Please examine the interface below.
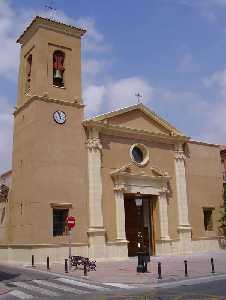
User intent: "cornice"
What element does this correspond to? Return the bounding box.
[83,120,189,145]
[84,103,184,136]
[14,94,84,116]
[17,16,86,45]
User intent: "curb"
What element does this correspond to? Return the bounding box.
[142,273,226,289]
[22,265,226,288]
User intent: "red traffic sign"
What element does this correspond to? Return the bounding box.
[66,216,76,230]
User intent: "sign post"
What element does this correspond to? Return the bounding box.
[66,216,76,270]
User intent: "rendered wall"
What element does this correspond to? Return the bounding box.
[186,141,223,241]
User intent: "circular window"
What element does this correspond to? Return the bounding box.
[130,144,149,166]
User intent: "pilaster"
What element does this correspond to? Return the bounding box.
[174,143,192,253]
[114,184,127,241]
[87,128,106,258]
[174,144,191,230]
[158,190,170,240]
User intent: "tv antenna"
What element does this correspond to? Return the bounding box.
[45,0,57,20]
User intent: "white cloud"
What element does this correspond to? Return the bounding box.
[76,17,109,53]
[83,59,106,77]
[204,68,226,98]
[84,77,155,116]
[177,53,197,73]
[197,68,226,143]
[84,85,106,114]
[0,96,13,174]
[107,77,154,111]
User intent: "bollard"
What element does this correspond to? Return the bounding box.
[32,255,35,267]
[65,259,68,273]
[211,257,215,274]
[84,260,88,276]
[158,262,162,280]
[184,260,188,277]
[47,256,50,271]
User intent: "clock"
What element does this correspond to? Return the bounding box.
[53,110,66,124]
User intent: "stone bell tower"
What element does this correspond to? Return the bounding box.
[8,17,89,261]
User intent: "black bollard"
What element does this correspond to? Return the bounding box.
[32,255,35,267]
[65,259,68,273]
[184,260,188,277]
[47,256,50,270]
[84,260,88,276]
[211,257,215,274]
[158,262,162,279]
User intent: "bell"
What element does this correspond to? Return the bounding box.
[54,69,62,79]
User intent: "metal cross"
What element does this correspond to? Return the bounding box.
[45,1,57,20]
[135,93,142,104]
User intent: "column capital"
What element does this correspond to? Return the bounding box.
[87,127,102,150]
[114,183,127,193]
[174,143,186,160]
[87,137,102,150]
[159,188,169,196]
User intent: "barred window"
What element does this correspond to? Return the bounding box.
[53,208,68,236]
[203,208,213,231]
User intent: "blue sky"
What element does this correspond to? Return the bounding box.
[1,0,226,173]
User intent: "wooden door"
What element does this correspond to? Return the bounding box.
[124,196,139,256]
[124,195,156,257]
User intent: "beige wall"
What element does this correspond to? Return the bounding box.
[186,142,223,240]
[101,132,179,242]
[9,99,89,245]
[107,110,171,135]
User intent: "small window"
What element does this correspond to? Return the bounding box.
[203,208,213,231]
[25,54,32,92]
[53,208,68,236]
[53,50,65,87]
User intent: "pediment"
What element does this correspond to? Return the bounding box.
[111,163,170,179]
[85,103,184,137]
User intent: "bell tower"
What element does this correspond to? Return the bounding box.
[9,17,89,257]
[17,16,86,106]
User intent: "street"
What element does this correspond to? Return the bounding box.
[0,264,225,299]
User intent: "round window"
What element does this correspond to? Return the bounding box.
[132,146,143,163]
[130,144,149,166]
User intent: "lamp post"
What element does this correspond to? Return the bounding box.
[135,192,144,273]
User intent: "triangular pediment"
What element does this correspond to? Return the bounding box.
[111,163,170,179]
[85,104,184,137]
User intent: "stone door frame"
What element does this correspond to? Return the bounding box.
[111,172,171,247]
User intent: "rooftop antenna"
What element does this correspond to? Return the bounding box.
[45,0,57,20]
[135,93,142,104]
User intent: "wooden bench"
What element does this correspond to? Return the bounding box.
[70,256,96,271]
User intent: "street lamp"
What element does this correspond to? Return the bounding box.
[135,192,145,273]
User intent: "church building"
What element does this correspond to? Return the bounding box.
[0,16,223,263]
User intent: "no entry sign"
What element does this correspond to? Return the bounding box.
[66,216,75,230]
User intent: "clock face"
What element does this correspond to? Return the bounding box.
[53,110,66,124]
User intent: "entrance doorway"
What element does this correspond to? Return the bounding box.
[124,194,156,257]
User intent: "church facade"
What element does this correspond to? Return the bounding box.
[0,17,223,263]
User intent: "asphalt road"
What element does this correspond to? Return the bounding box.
[0,264,225,299]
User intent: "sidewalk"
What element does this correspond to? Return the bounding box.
[31,250,226,285]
